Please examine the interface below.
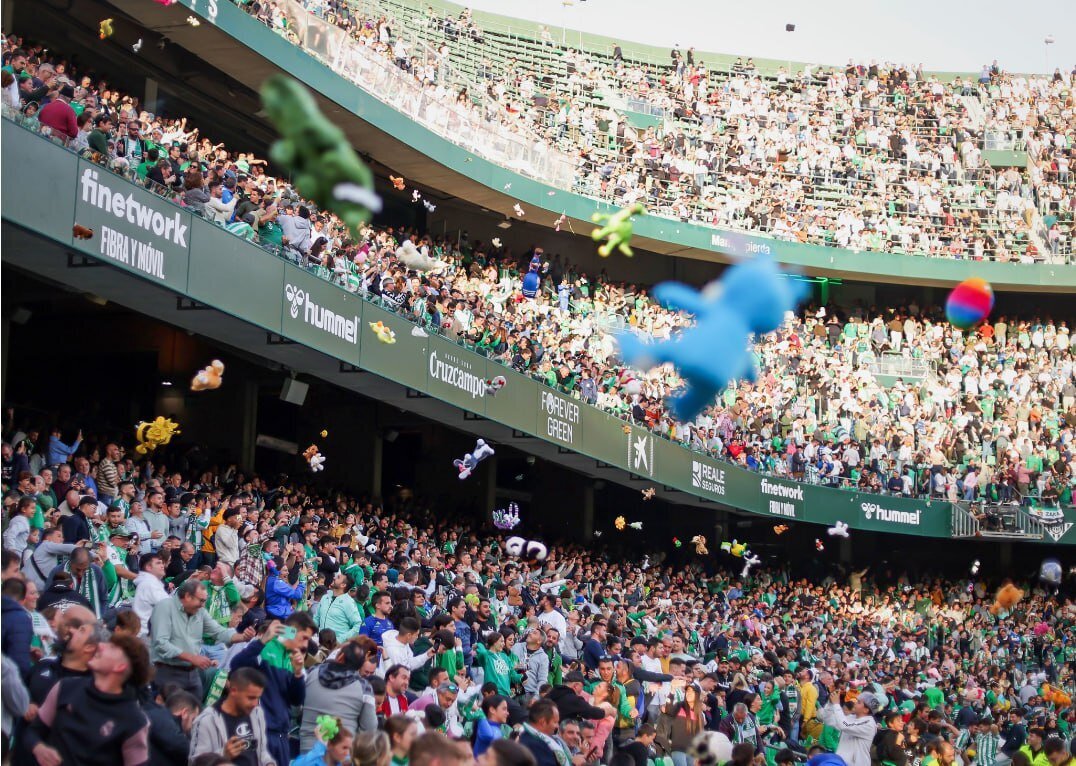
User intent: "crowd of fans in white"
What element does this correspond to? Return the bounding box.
[255,0,1074,262]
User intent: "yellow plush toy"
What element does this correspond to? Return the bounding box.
[134,417,181,455]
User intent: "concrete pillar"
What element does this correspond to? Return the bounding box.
[144,78,159,115]
[483,454,498,513]
[581,484,595,539]
[239,380,258,471]
[371,433,383,502]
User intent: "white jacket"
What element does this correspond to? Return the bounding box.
[132,571,170,637]
[378,630,432,676]
[820,702,877,766]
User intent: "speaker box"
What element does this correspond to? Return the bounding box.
[280,378,309,406]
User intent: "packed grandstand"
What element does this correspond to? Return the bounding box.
[1,2,1075,766]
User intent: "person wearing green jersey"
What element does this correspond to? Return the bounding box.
[474,632,521,698]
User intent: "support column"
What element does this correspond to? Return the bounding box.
[581,484,595,539]
[483,455,498,513]
[144,78,159,115]
[239,381,258,471]
[371,433,383,502]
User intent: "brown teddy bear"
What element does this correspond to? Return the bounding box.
[989,583,1024,615]
[72,224,94,240]
[190,360,225,391]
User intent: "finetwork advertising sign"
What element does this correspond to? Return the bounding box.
[73,164,190,291]
[759,478,802,518]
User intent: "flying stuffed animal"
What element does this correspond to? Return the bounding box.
[390,175,406,190]
[827,521,850,538]
[513,204,525,218]
[260,75,381,240]
[773,525,789,535]
[741,553,760,578]
[672,537,681,548]
[720,540,747,558]
[970,560,981,576]
[614,516,626,531]
[483,377,507,397]
[190,360,225,391]
[815,539,825,551]
[134,417,180,455]
[617,256,804,421]
[504,536,547,561]
[629,521,643,530]
[990,583,1024,615]
[591,202,645,257]
[492,503,521,530]
[72,224,93,240]
[423,200,436,212]
[394,240,443,272]
[691,535,708,555]
[369,321,396,344]
[491,237,502,249]
[303,445,325,472]
[641,488,656,501]
[186,15,201,26]
[132,39,143,53]
[621,424,632,434]
[554,214,567,232]
[99,18,114,38]
[453,439,494,479]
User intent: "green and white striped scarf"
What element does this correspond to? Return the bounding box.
[65,562,104,618]
[521,723,571,766]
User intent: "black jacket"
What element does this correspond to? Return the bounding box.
[519,730,562,766]
[546,684,606,720]
[141,691,191,766]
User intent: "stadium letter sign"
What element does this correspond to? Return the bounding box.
[540,390,580,447]
[72,162,191,292]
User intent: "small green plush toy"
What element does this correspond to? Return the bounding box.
[260,75,381,238]
[591,202,645,257]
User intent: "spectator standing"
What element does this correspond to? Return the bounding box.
[1,578,34,676]
[214,508,242,568]
[25,635,151,766]
[150,579,254,698]
[189,666,276,765]
[46,427,81,466]
[132,552,169,637]
[299,640,379,751]
[231,613,315,766]
[314,571,364,641]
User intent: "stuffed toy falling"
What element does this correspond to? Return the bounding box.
[773,525,789,535]
[303,445,326,472]
[72,224,94,240]
[741,553,760,578]
[395,240,444,272]
[190,360,225,391]
[483,376,507,397]
[970,560,981,576]
[691,535,708,555]
[814,539,825,551]
[186,15,201,26]
[422,200,436,212]
[453,439,494,479]
[390,175,406,190]
[720,540,747,558]
[554,214,567,232]
[412,189,422,202]
[504,536,547,562]
[492,503,521,531]
[614,516,626,531]
[641,488,656,501]
[591,202,645,257]
[827,521,850,538]
[369,321,396,344]
[99,18,114,39]
[134,417,180,455]
[621,424,632,435]
[260,76,381,239]
[989,583,1024,615]
[672,537,681,548]
[617,255,804,421]
[628,521,643,530]
[513,204,525,218]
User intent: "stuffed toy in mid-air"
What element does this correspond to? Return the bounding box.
[454,439,495,479]
[617,256,803,421]
[591,202,645,257]
[134,417,180,455]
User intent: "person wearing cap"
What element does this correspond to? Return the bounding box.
[818,676,879,766]
[547,670,606,722]
[102,525,138,609]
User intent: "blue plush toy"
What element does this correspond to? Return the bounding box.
[617,256,804,421]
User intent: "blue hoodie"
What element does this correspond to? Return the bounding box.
[265,573,305,619]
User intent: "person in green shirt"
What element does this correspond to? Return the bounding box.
[203,562,241,629]
[474,632,521,697]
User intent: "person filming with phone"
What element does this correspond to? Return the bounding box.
[190,666,276,765]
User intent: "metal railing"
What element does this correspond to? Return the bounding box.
[868,352,935,381]
[951,500,1046,540]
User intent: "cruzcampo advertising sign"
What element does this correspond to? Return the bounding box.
[71,160,191,293]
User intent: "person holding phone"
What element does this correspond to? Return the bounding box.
[190,666,275,765]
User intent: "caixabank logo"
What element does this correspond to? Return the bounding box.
[627,431,654,477]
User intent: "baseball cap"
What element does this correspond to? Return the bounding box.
[857,692,883,714]
[109,526,134,539]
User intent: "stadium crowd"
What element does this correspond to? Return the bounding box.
[241,0,1075,262]
[4,33,1076,510]
[1,416,1075,766]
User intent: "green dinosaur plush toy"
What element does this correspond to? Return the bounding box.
[259,75,381,238]
[591,202,645,257]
